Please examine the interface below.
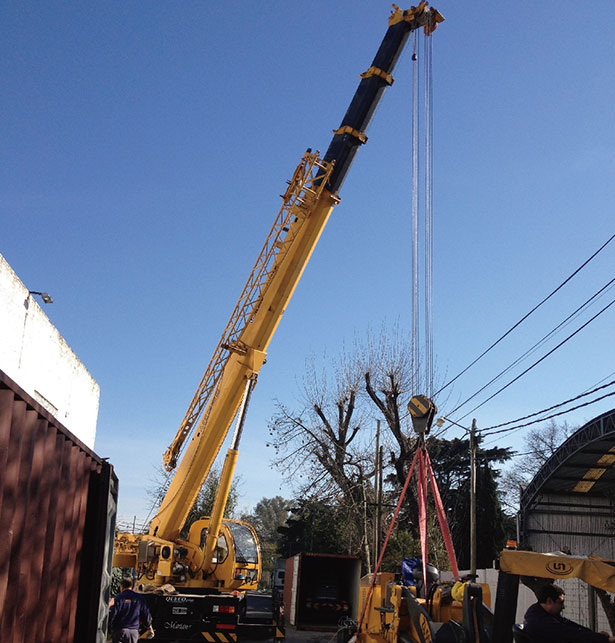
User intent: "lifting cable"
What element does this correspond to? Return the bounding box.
[411,30,435,396]
[424,31,434,398]
[411,29,420,391]
[358,29,452,634]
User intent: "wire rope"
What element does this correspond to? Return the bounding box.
[424,32,434,396]
[411,30,420,393]
[411,30,435,396]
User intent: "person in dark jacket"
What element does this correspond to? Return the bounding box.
[109,577,154,643]
[524,584,614,643]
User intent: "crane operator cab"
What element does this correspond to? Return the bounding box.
[121,518,262,593]
[186,518,262,591]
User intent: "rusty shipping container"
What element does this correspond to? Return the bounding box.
[284,553,361,630]
[0,369,118,643]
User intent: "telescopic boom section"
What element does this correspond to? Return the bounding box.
[150,2,443,543]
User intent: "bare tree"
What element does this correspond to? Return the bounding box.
[269,349,376,561]
[269,351,372,502]
[269,327,452,567]
[499,420,576,513]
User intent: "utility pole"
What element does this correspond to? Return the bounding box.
[470,418,477,578]
[377,444,383,556]
[373,420,381,568]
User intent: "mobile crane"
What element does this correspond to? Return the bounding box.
[112,4,443,641]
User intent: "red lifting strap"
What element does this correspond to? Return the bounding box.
[357,444,461,633]
[425,449,460,579]
[357,448,420,630]
[417,449,429,590]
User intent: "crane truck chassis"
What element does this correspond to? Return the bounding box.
[112,4,443,641]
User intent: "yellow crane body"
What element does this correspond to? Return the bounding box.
[111,4,444,640]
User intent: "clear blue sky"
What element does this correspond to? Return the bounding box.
[2,1,614,525]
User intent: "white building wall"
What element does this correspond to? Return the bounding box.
[0,252,99,448]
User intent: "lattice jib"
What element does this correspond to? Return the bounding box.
[163,151,333,470]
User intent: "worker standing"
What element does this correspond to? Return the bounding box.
[109,577,154,642]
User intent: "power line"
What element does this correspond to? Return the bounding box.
[581,370,615,393]
[481,379,615,431]
[451,296,615,420]
[508,450,547,458]
[434,233,615,396]
[447,279,615,417]
[480,373,615,446]
[481,389,615,437]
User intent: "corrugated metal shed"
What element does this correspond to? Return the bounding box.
[519,408,615,558]
[0,368,117,643]
[518,409,615,632]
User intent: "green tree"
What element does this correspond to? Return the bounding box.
[248,496,292,543]
[445,457,509,569]
[242,496,291,585]
[423,435,513,569]
[147,465,241,537]
[499,420,575,513]
[277,497,353,558]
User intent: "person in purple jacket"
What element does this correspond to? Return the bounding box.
[524,584,614,643]
[109,577,154,642]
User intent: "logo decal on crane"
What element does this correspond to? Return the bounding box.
[546,561,573,576]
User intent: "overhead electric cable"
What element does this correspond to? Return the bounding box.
[481,379,615,431]
[580,370,615,393]
[434,232,615,396]
[482,389,615,437]
[445,277,615,416]
[509,450,548,458]
[452,296,615,420]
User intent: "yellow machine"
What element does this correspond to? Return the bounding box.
[352,571,492,643]
[350,549,615,643]
[112,4,443,641]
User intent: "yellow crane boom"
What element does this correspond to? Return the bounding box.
[112,5,443,641]
[152,151,336,541]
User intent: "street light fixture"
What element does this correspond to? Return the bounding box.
[29,291,53,304]
[436,416,468,432]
